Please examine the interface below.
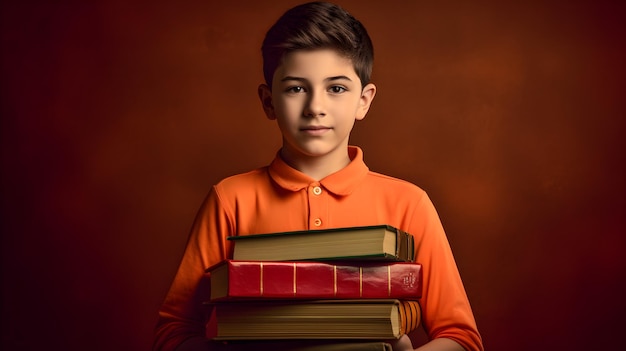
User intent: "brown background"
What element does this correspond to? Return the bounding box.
[2,0,625,350]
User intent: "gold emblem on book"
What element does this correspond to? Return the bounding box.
[402,272,416,288]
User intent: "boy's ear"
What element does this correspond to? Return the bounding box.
[355,83,377,121]
[258,84,276,120]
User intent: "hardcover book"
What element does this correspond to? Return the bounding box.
[208,260,422,301]
[218,340,393,351]
[211,299,421,340]
[229,225,415,262]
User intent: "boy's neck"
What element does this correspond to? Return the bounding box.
[279,147,352,181]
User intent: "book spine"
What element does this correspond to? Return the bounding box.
[212,260,422,300]
[399,300,421,335]
[395,227,415,262]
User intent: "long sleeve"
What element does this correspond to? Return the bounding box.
[407,192,483,351]
[153,188,233,351]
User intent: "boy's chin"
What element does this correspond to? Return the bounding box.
[283,143,348,159]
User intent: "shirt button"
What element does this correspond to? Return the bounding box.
[312,186,322,195]
[313,218,322,227]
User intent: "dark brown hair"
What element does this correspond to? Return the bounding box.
[261,2,374,88]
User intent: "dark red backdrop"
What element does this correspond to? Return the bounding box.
[2,1,625,350]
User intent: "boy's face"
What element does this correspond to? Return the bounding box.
[259,49,376,165]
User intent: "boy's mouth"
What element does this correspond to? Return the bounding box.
[300,125,332,135]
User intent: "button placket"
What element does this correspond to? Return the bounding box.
[308,183,324,229]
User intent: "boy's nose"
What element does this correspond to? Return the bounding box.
[303,91,326,117]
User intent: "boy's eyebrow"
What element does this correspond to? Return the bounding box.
[280,76,307,83]
[326,75,353,82]
[280,75,353,83]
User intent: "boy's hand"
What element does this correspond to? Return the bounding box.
[388,334,414,351]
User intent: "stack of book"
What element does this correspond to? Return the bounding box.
[205,225,422,351]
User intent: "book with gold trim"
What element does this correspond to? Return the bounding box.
[211,299,421,340]
[208,260,422,301]
[229,225,414,262]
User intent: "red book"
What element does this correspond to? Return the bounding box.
[207,260,422,301]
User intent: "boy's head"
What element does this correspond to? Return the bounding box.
[261,1,374,88]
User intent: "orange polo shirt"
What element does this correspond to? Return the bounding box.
[154,146,483,351]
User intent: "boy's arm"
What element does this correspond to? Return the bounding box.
[415,338,465,351]
[154,188,233,351]
[406,192,483,351]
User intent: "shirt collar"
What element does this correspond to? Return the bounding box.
[268,146,369,196]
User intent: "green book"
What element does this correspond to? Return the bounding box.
[229,225,414,262]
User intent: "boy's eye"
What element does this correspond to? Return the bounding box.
[286,86,305,93]
[329,86,347,94]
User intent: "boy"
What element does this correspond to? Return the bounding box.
[153,2,483,351]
